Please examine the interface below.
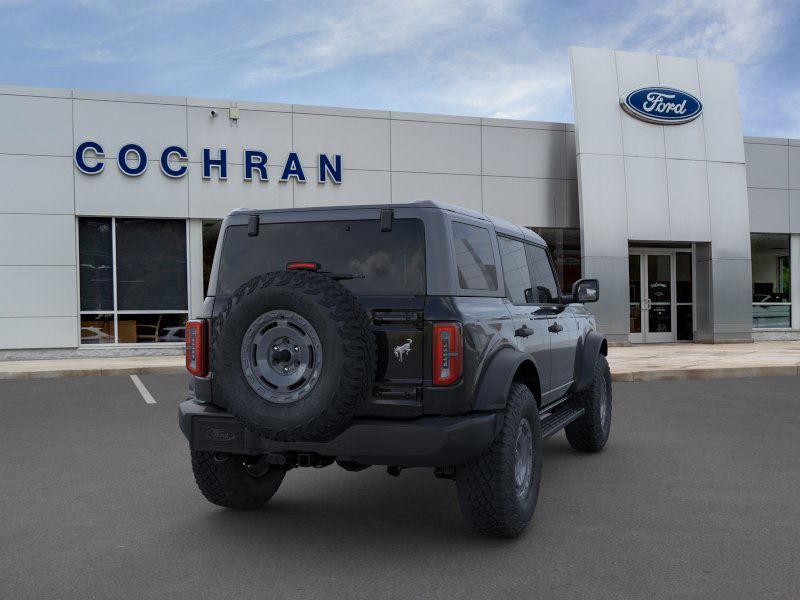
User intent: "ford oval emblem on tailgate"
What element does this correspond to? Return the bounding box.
[620,86,702,125]
[205,428,236,442]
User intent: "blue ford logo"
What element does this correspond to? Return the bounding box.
[620,87,702,125]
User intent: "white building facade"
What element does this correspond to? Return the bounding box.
[1,46,799,357]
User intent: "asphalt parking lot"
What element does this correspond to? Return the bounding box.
[1,375,799,599]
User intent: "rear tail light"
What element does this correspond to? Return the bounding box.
[186,319,208,377]
[432,322,463,386]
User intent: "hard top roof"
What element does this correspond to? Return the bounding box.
[229,200,546,246]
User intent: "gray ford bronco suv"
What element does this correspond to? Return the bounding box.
[179,200,611,537]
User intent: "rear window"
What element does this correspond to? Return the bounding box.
[216,219,426,296]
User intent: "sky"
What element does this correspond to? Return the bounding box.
[1,0,798,137]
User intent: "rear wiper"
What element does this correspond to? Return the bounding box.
[320,271,365,281]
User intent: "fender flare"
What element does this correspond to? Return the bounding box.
[573,331,608,393]
[472,347,540,411]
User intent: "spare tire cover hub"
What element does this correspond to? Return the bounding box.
[240,309,324,404]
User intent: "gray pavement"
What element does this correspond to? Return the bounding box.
[1,374,798,599]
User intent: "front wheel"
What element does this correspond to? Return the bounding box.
[565,354,612,452]
[455,383,542,538]
[191,451,285,510]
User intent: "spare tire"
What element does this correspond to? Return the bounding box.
[214,270,376,442]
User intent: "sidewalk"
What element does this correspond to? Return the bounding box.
[607,340,800,381]
[0,341,799,382]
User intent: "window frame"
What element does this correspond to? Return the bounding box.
[77,216,190,346]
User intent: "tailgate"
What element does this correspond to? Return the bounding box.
[359,296,425,418]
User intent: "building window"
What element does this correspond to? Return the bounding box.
[532,228,581,293]
[751,233,791,328]
[79,217,188,344]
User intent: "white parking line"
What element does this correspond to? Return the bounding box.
[130,375,157,404]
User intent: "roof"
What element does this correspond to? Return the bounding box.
[229,200,546,245]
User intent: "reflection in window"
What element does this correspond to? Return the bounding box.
[79,218,114,312]
[116,219,187,311]
[532,228,581,293]
[525,244,559,304]
[80,314,115,345]
[498,237,532,304]
[451,222,498,291]
[217,219,426,296]
[751,234,791,328]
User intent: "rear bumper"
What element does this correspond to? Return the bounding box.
[178,400,497,467]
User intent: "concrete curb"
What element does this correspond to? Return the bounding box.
[611,365,799,382]
[0,365,185,381]
[0,364,797,382]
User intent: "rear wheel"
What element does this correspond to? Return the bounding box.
[565,354,612,452]
[191,451,285,510]
[455,383,542,538]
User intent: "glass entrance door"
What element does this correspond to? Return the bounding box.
[629,249,694,343]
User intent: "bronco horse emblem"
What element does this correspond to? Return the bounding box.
[393,338,413,363]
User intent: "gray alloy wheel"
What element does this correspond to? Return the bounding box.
[240,309,324,404]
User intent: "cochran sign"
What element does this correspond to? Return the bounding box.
[74,141,343,184]
[620,87,702,125]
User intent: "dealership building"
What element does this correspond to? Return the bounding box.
[1,46,799,357]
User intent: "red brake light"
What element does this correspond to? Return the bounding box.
[433,322,463,386]
[286,261,320,271]
[186,320,207,377]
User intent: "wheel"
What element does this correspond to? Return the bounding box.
[191,451,285,510]
[213,270,376,442]
[565,353,612,452]
[455,383,542,538]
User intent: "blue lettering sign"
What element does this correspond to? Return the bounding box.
[244,150,269,181]
[318,154,342,184]
[280,152,306,182]
[202,148,227,180]
[74,143,342,184]
[620,87,702,125]
[118,143,148,176]
[75,141,105,174]
[160,146,188,178]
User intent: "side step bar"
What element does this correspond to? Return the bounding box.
[540,404,585,440]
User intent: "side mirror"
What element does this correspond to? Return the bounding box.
[568,279,599,303]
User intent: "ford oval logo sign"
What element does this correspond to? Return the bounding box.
[620,87,702,125]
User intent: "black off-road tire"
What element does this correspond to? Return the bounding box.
[565,354,612,452]
[213,270,376,442]
[191,451,285,510]
[455,383,542,538]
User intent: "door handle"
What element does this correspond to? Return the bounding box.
[515,325,535,338]
[548,322,563,334]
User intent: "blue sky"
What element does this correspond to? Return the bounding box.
[2,0,799,137]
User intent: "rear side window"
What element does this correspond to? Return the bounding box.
[525,244,560,304]
[216,219,425,296]
[498,237,532,304]
[451,222,498,291]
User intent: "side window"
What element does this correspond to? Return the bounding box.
[525,244,560,304]
[451,222,498,291]
[498,236,532,304]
